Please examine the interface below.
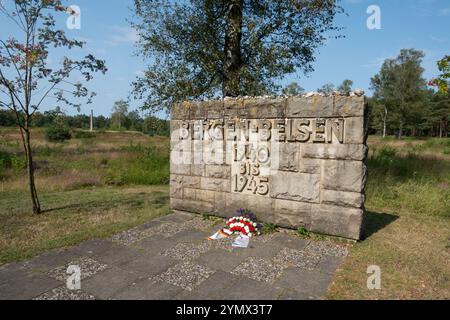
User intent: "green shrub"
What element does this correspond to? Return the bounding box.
[262,223,277,234]
[74,131,96,139]
[0,150,12,172]
[11,155,26,172]
[378,145,397,158]
[106,146,169,185]
[297,226,311,237]
[45,125,72,142]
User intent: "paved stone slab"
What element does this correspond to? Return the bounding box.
[34,286,96,300]
[152,261,216,291]
[94,243,141,266]
[180,270,235,299]
[118,252,177,277]
[47,257,108,282]
[217,276,281,300]
[160,242,212,261]
[113,278,184,300]
[274,267,333,298]
[0,211,350,300]
[0,273,60,300]
[272,247,321,270]
[72,239,119,257]
[194,249,246,273]
[82,266,143,299]
[22,248,82,273]
[231,257,283,284]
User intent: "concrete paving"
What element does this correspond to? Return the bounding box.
[0,211,349,300]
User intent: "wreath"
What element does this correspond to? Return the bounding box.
[225,208,261,237]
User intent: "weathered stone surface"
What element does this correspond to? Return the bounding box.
[171,102,190,120]
[286,96,334,118]
[184,188,215,203]
[344,117,366,144]
[277,143,300,172]
[170,97,368,240]
[171,198,214,214]
[321,189,365,208]
[200,177,230,192]
[273,199,311,228]
[322,160,367,193]
[310,204,364,240]
[240,98,286,118]
[191,164,205,176]
[334,95,365,117]
[299,158,321,174]
[170,153,191,175]
[189,101,207,120]
[205,165,231,179]
[225,193,275,223]
[301,144,368,161]
[170,175,200,199]
[205,100,224,119]
[270,171,320,203]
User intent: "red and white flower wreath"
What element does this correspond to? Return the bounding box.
[226,216,260,237]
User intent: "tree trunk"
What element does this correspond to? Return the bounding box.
[382,106,387,138]
[223,0,243,97]
[398,121,403,139]
[23,127,41,214]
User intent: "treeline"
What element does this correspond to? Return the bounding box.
[0,109,170,137]
[368,49,449,138]
[287,50,449,138]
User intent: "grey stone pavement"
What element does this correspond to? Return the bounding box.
[0,211,350,300]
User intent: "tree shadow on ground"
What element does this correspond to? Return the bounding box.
[362,211,399,240]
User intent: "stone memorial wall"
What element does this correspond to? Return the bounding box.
[170,95,368,240]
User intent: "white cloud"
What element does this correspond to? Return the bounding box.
[108,26,139,46]
[439,7,450,16]
[430,36,447,43]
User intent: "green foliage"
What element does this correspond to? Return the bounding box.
[110,99,129,130]
[297,226,311,237]
[106,144,169,185]
[45,125,72,142]
[337,79,353,96]
[317,83,336,94]
[370,49,435,137]
[262,223,277,234]
[0,150,12,170]
[11,155,26,172]
[282,82,304,96]
[73,131,96,139]
[131,0,343,111]
[430,56,450,94]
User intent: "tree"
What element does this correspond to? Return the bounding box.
[0,1,107,214]
[317,83,335,95]
[337,79,353,96]
[127,110,143,131]
[428,56,450,137]
[111,99,129,130]
[429,56,450,95]
[282,82,304,96]
[131,0,344,113]
[370,49,427,138]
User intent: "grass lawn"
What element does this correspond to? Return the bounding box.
[1,127,449,299]
[0,185,169,264]
[0,127,170,264]
[327,136,450,299]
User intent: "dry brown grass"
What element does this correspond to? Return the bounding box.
[0,185,170,264]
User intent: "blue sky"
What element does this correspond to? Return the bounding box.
[1,0,449,117]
